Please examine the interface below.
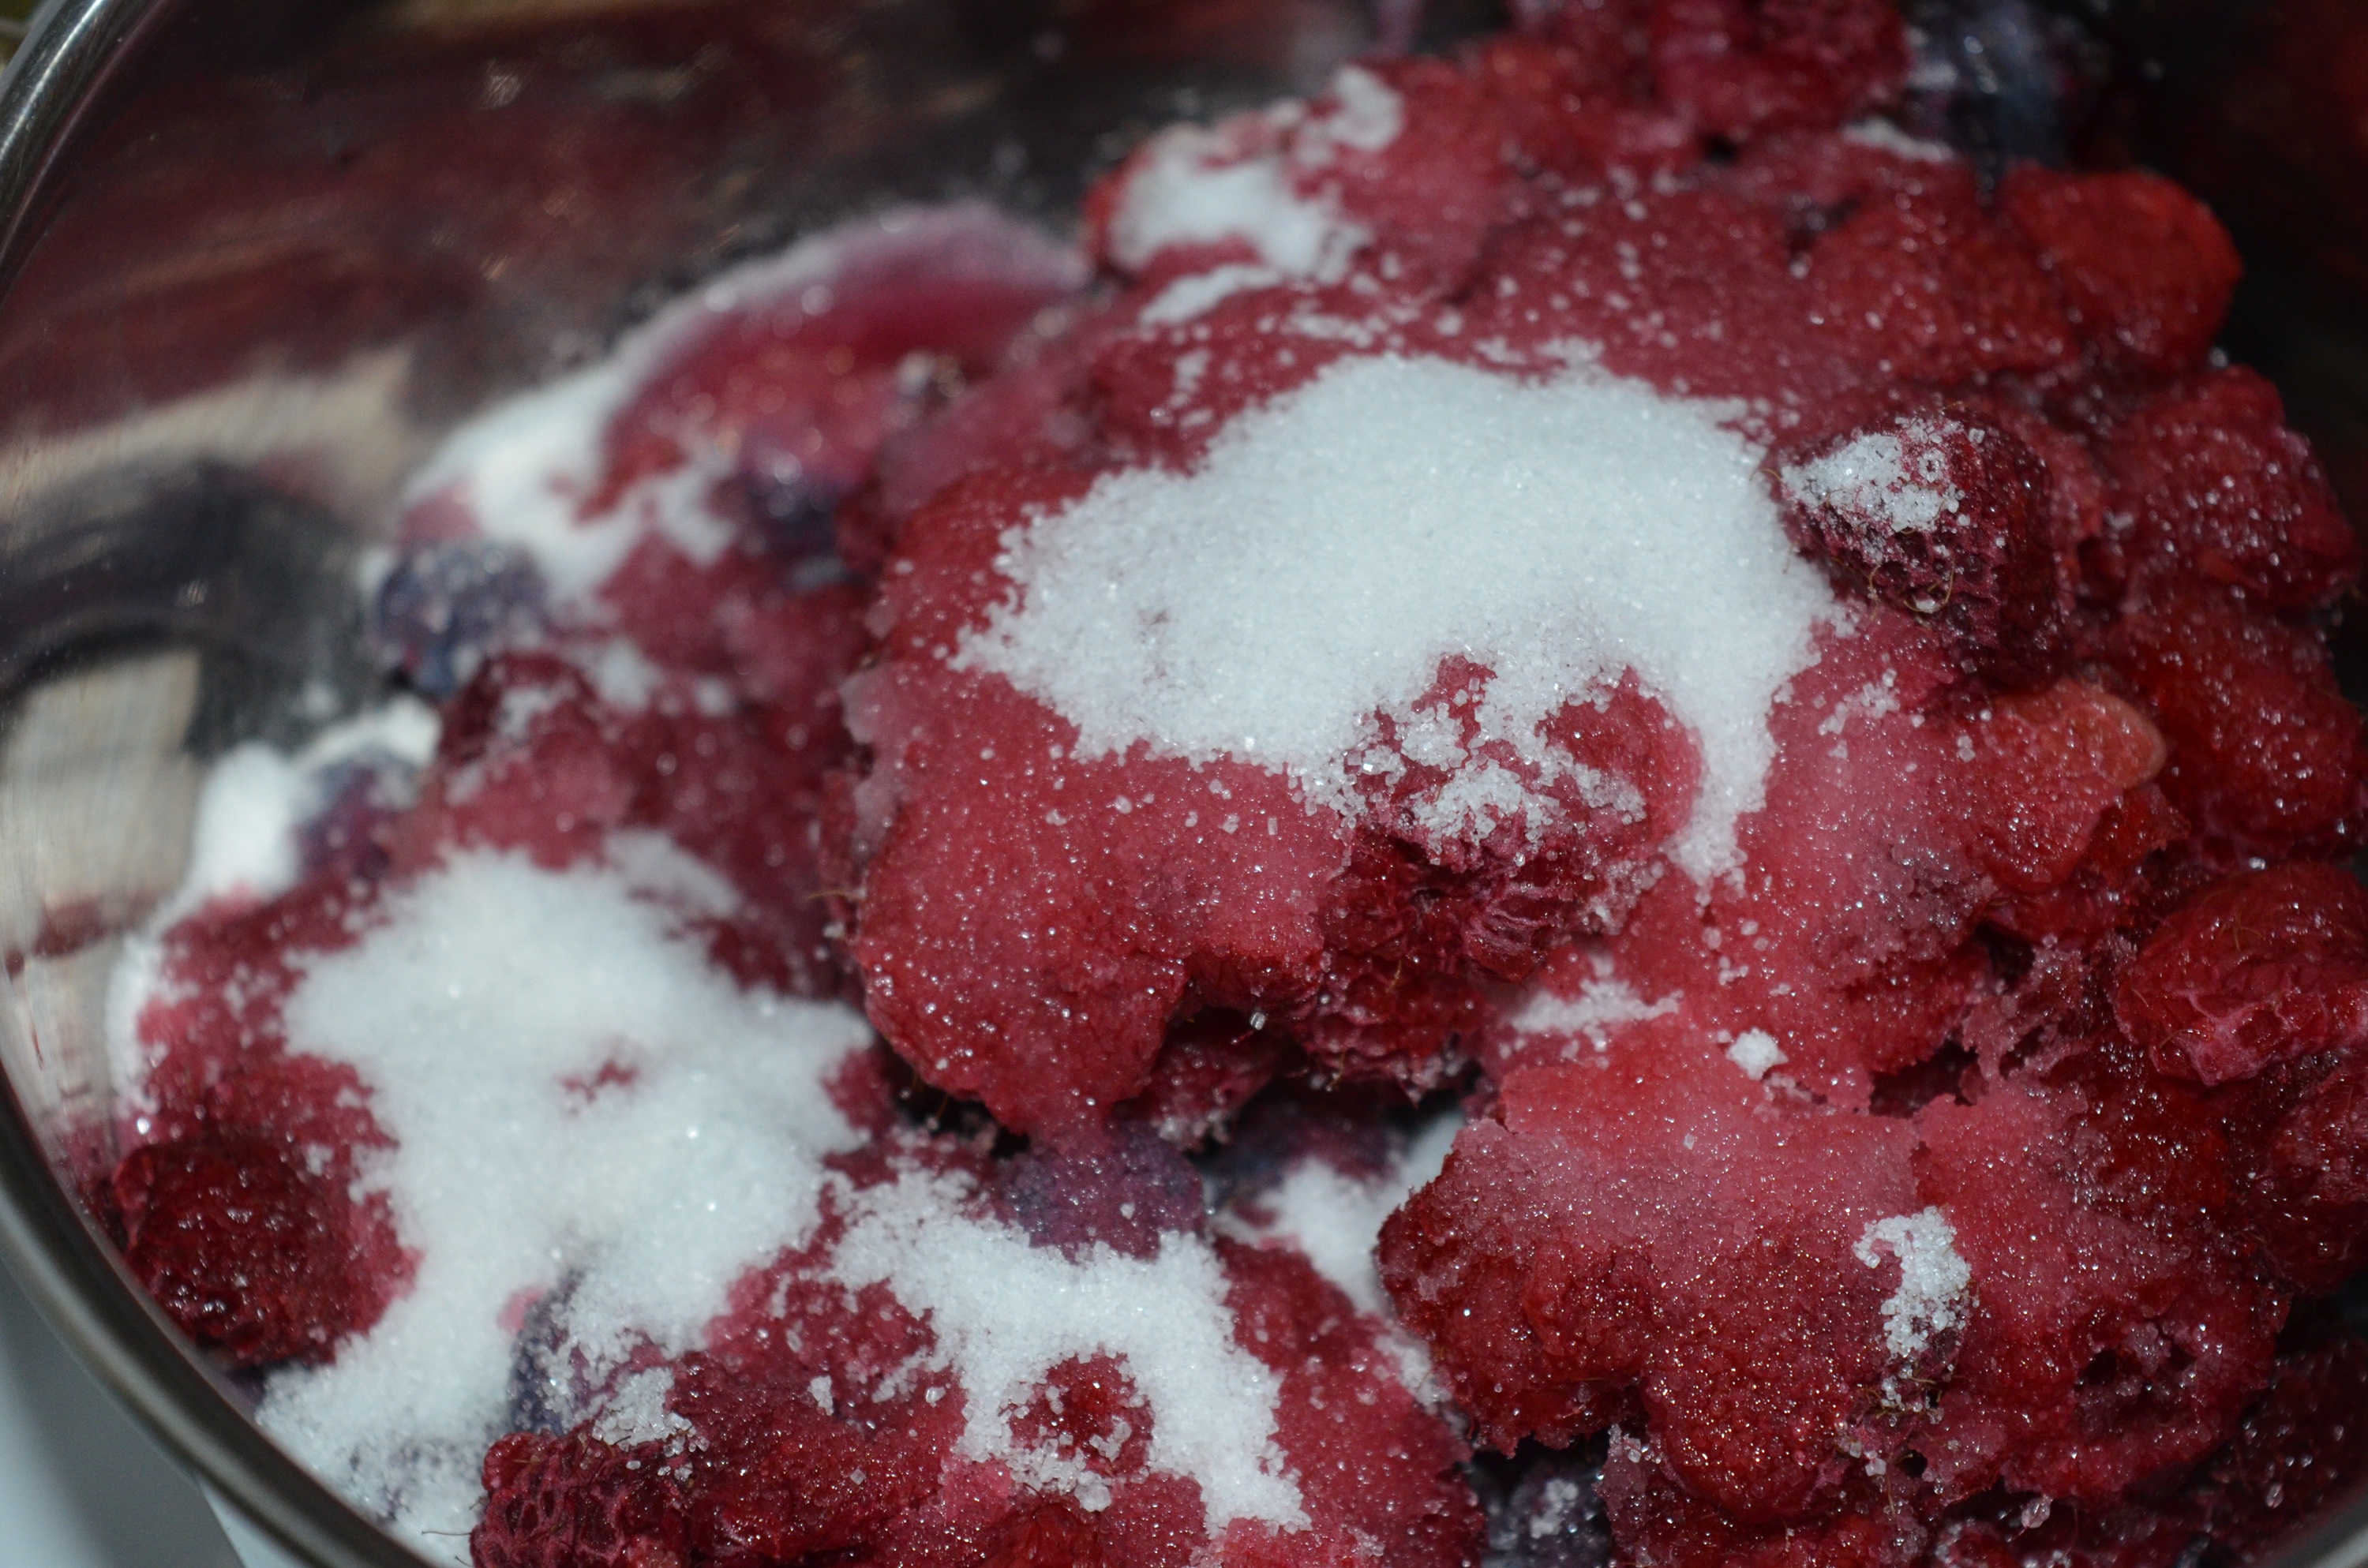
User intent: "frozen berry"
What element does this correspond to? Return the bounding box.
[473,1428,688,1568]
[1778,410,2067,683]
[1999,167,2242,375]
[1651,0,1912,140]
[2115,864,2368,1087]
[113,1132,401,1368]
[2102,583,2368,859]
[2096,369,2359,614]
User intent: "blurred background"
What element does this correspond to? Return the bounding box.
[1,1252,237,1566]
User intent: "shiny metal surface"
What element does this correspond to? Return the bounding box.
[0,2,2355,1566]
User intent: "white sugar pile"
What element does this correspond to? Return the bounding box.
[1781,421,1965,544]
[230,846,871,1560]
[1509,975,1678,1052]
[1855,1207,1973,1366]
[1725,1027,1789,1080]
[1108,65,1401,288]
[830,1170,1308,1529]
[957,353,1837,878]
[1245,1111,1463,1319]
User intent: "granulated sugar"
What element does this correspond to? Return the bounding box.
[1854,1207,1973,1364]
[960,353,1835,876]
[1781,422,1964,538]
[829,1169,1310,1530]
[1250,1112,1462,1318]
[1106,65,1402,285]
[249,847,872,1555]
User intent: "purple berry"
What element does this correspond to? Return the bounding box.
[370,541,546,698]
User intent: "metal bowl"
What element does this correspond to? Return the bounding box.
[0,2,2360,1565]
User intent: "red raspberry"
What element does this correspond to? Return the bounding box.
[472,1429,688,1568]
[1650,0,1910,140]
[396,652,639,873]
[112,1132,401,1369]
[1472,34,1697,181]
[1778,410,2068,684]
[1220,1239,1485,1566]
[1380,1033,1920,1517]
[2101,582,2368,859]
[1598,1435,1928,1568]
[1998,168,2242,376]
[2115,864,2368,1087]
[1115,1012,1290,1147]
[2232,1055,2368,1292]
[2095,369,2360,614]
[1790,160,2074,387]
[1957,681,2167,896]
[1914,1065,2284,1504]
[2191,1327,2368,1559]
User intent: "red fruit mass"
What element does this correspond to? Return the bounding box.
[466,1141,1481,1568]
[1778,409,2068,686]
[2094,369,2360,614]
[2116,864,2368,1087]
[1997,168,2243,376]
[2100,582,2368,861]
[474,1430,690,1568]
[92,3,2368,1566]
[114,1130,407,1368]
[1649,0,1910,140]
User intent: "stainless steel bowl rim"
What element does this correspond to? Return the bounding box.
[0,2,439,1560]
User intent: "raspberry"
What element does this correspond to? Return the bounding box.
[396,651,639,872]
[1597,1435,1928,1568]
[1379,1031,1922,1516]
[2115,864,2368,1087]
[1650,0,1911,140]
[1786,157,2074,388]
[1913,1061,2284,1503]
[2095,369,2359,614]
[2101,583,2368,859]
[1955,681,2167,896]
[1778,410,2067,684]
[1471,35,1696,181]
[112,1132,402,1368]
[1220,1239,1486,1565]
[1115,1012,1291,1147]
[990,1121,1205,1257]
[1998,168,2242,375]
[472,1429,688,1568]
[2232,1055,2368,1292]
